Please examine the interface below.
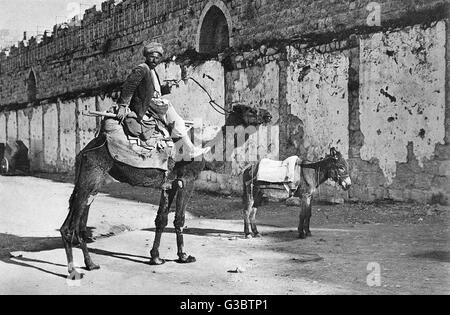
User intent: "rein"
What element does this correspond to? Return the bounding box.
[165,77,231,116]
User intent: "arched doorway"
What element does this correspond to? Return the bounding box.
[197,1,232,55]
[27,70,37,102]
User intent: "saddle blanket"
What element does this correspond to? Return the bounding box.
[257,156,300,184]
[103,118,173,170]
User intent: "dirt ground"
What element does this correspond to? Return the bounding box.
[0,173,449,295]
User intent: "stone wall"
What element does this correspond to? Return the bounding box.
[0,96,103,172]
[0,0,449,205]
[1,0,447,106]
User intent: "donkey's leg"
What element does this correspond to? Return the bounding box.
[250,207,261,237]
[242,181,254,239]
[298,195,307,239]
[298,193,312,239]
[174,180,196,264]
[149,188,171,265]
[304,196,313,238]
[243,203,253,239]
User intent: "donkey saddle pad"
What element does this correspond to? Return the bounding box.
[103,118,173,170]
[256,156,301,184]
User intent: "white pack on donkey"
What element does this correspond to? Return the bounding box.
[242,148,352,239]
[60,42,272,279]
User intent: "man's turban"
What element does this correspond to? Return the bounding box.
[143,41,164,56]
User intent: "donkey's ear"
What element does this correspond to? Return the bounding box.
[330,147,338,158]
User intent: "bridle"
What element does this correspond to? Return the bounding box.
[300,155,349,188]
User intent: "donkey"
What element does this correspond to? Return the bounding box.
[60,104,272,278]
[242,148,351,239]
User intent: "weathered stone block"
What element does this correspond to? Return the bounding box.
[388,189,407,201]
[438,161,450,176]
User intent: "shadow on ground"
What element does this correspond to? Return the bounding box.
[0,233,68,278]
[411,251,450,263]
[142,227,242,237]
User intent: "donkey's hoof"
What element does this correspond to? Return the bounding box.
[298,232,306,239]
[245,234,253,239]
[253,233,263,238]
[85,263,100,271]
[149,257,166,266]
[305,232,312,238]
[177,254,196,264]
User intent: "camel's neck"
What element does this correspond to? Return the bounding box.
[200,123,260,171]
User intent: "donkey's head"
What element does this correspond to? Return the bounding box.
[228,104,272,127]
[324,147,352,191]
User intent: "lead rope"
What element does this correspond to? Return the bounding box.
[250,164,255,202]
[167,77,232,116]
[317,166,321,200]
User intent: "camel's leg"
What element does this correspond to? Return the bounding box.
[61,187,97,277]
[60,211,78,277]
[78,194,101,271]
[149,188,171,265]
[61,146,111,276]
[174,180,196,264]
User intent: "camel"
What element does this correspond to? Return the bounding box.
[60,104,272,278]
[242,148,352,239]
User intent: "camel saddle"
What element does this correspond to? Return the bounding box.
[257,156,301,185]
[102,116,174,170]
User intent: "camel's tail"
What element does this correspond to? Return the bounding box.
[69,152,83,209]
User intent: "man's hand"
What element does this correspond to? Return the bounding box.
[152,98,170,107]
[116,106,136,123]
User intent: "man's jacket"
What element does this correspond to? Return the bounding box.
[117,63,170,122]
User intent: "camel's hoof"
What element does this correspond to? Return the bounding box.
[245,234,253,239]
[85,263,101,271]
[67,270,84,281]
[149,257,166,266]
[177,255,196,264]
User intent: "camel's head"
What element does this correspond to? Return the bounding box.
[228,104,273,127]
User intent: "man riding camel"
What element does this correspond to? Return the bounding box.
[116,41,208,158]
